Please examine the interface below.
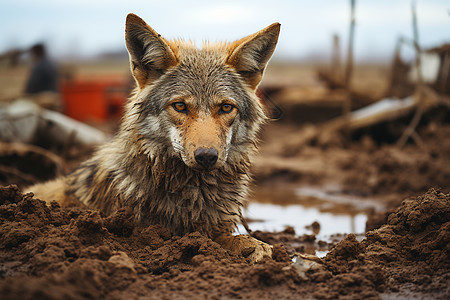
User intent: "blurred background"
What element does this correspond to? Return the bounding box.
[0,0,449,120]
[0,0,449,251]
[1,0,448,61]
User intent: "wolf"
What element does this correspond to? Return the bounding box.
[28,13,280,262]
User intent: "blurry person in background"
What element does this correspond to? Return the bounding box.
[24,43,62,111]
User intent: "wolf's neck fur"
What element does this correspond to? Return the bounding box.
[67,128,255,236]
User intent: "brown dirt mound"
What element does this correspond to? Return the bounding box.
[0,185,449,299]
[363,188,450,297]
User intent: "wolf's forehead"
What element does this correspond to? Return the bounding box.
[176,42,228,65]
[169,48,245,99]
[177,48,229,82]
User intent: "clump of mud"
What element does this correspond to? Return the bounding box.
[0,185,448,299]
[252,225,325,256]
[363,188,450,297]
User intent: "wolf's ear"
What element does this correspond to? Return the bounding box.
[226,23,280,90]
[125,13,178,88]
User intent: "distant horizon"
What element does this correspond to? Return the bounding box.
[10,47,401,65]
[1,0,449,63]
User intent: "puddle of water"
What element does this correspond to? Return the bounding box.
[238,202,367,241]
[238,185,382,242]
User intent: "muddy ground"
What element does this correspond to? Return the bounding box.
[1,118,450,299]
[1,119,449,299]
[0,185,448,299]
[1,62,450,299]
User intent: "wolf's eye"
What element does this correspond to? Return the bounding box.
[172,102,187,113]
[219,104,234,114]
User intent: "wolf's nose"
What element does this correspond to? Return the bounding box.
[194,147,218,170]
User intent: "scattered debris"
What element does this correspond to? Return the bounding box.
[0,99,107,147]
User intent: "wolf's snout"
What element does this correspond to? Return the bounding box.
[194,147,218,170]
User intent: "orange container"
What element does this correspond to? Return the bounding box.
[61,79,127,122]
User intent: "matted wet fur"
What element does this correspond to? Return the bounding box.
[28,13,280,262]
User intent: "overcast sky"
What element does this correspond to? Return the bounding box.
[1,0,449,62]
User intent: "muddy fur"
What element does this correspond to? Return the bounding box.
[28,14,280,260]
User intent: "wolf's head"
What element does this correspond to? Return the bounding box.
[124,13,280,172]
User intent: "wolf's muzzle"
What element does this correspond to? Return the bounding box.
[194,147,218,170]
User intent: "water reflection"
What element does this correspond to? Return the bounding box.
[239,185,383,241]
[240,202,367,241]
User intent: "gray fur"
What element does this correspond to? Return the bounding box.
[65,14,279,237]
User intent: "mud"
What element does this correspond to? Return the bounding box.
[0,142,65,187]
[254,122,450,199]
[0,141,94,188]
[0,185,448,299]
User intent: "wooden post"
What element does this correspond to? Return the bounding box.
[397,0,425,147]
[411,0,423,87]
[344,0,356,90]
[331,34,341,77]
[439,51,450,93]
[385,37,403,97]
[343,0,356,135]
